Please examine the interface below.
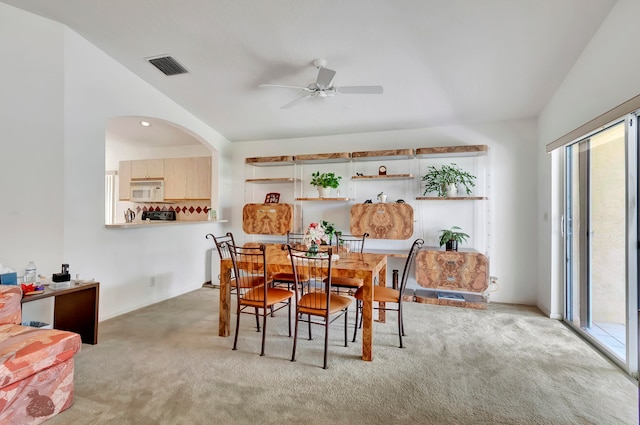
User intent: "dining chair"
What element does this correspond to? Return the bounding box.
[228,243,294,356]
[206,232,262,330]
[352,238,424,348]
[325,232,369,295]
[288,245,351,369]
[271,232,309,293]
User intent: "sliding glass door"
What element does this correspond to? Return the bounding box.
[564,116,638,375]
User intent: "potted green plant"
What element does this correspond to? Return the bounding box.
[310,171,342,198]
[421,163,476,197]
[438,226,469,251]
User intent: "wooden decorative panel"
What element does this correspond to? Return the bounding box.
[415,250,489,293]
[242,203,294,235]
[350,203,413,240]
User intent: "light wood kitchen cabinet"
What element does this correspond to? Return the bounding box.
[164,158,188,199]
[118,160,132,200]
[163,156,211,200]
[131,159,164,179]
[186,156,211,199]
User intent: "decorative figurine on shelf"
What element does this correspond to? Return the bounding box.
[377,192,387,203]
[378,165,387,175]
[264,192,280,204]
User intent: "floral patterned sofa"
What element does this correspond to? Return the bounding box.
[0,285,81,424]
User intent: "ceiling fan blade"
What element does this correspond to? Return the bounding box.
[316,67,336,89]
[281,95,311,109]
[335,85,383,94]
[259,83,312,92]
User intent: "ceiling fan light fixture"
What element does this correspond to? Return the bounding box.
[260,59,383,109]
[313,58,327,69]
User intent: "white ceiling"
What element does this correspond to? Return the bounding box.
[3,0,617,144]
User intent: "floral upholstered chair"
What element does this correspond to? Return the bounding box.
[0,285,82,424]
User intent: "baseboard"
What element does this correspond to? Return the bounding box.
[536,303,563,320]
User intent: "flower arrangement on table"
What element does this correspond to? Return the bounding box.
[303,222,329,248]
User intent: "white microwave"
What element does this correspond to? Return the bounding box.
[130,180,164,202]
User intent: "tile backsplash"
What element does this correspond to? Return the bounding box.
[133,201,210,222]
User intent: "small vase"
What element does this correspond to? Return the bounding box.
[445,183,458,197]
[445,241,458,251]
[307,242,319,257]
[377,193,387,203]
[317,186,332,198]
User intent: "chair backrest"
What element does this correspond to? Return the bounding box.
[398,239,424,295]
[286,232,306,249]
[206,232,236,260]
[227,243,269,305]
[287,244,334,317]
[336,233,369,254]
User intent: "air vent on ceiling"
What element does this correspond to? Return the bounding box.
[146,55,188,76]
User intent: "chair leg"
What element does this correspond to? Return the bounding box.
[352,300,360,342]
[398,307,404,349]
[255,307,261,332]
[344,309,348,347]
[260,311,267,356]
[291,312,300,362]
[287,299,292,337]
[323,316,329,369]
[308,314,312,340]
[233,305,242,351]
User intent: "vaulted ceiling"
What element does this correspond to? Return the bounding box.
[2,0,617,143]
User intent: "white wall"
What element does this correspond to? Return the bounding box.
[537,0,640,317]
[0,4,65,277]
[230,120,538,304]
[0,4,235,321]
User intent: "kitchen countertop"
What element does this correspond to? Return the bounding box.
[105,219,227,229]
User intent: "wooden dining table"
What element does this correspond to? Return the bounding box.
[218,243,388,361]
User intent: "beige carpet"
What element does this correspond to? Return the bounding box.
[47,288,637,425]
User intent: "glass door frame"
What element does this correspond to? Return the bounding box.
[562,113,638,376]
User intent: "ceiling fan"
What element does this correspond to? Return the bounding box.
[259,58,383,109]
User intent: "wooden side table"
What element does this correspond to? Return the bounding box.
[22,282,100,344]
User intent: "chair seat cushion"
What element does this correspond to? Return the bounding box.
[354,286,400,303]
[298,293,352,315]
[0,324,81,388]
[325,276,364,288]
[240,287,293,307]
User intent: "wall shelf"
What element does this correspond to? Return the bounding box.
[295,197,350,201]
[245,155,295,166]
[245,177,299,184]
[352,174,413,180]
[294,152,351,164]
[416,145,488,158]
[351,148,415,161]
[416,196,488,200]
